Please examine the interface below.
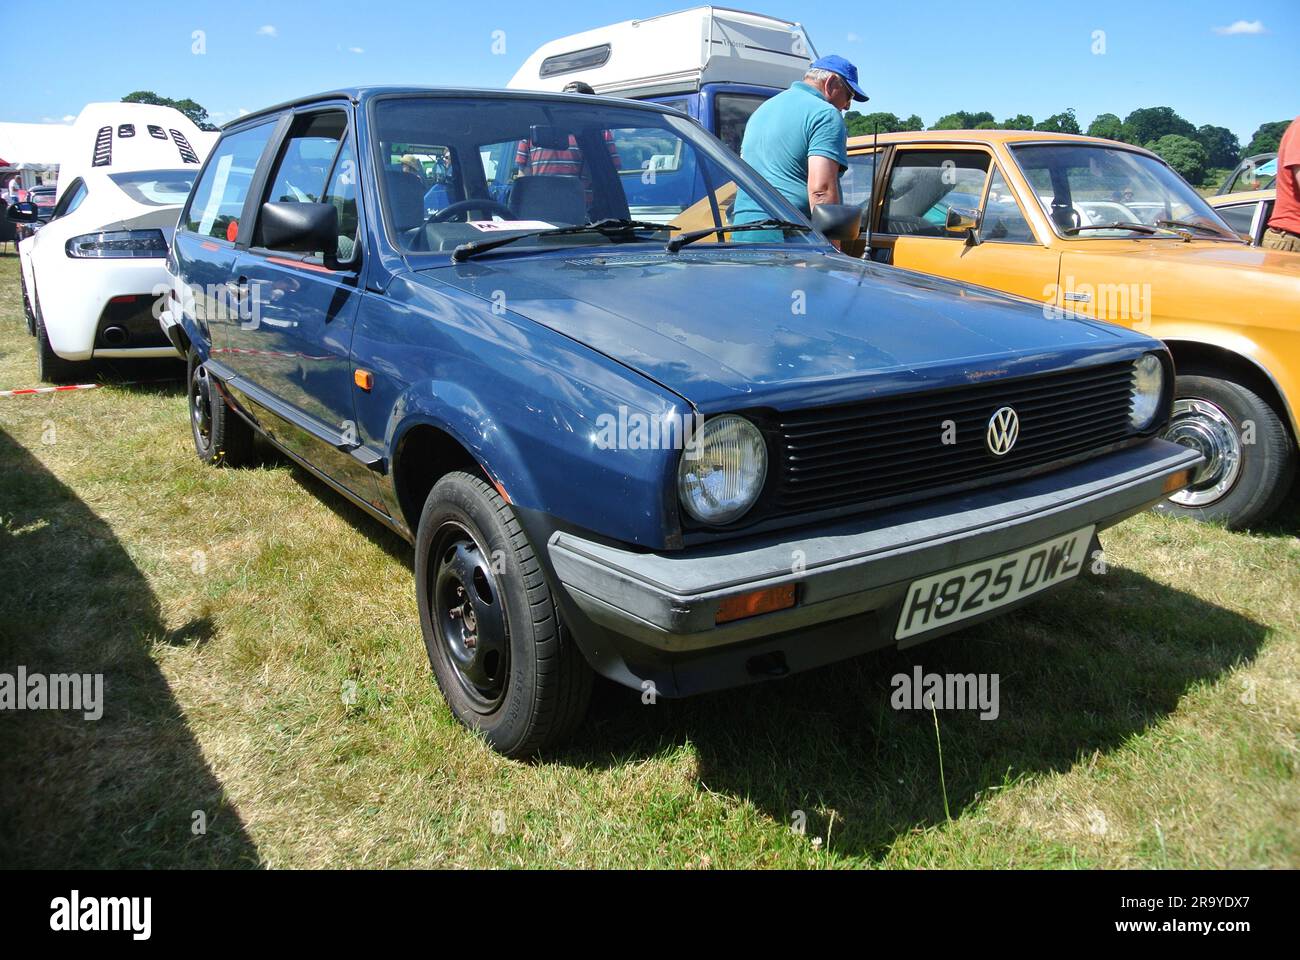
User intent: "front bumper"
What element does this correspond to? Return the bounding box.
[545,439,1201,694]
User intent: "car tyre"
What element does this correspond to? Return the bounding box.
[20,270,35,336]
[187,349,254,467]
[34,302,90,385]
[1155,371,1295,529]
[415,470,592,758]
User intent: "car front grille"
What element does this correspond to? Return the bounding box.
[771,361,1137,517]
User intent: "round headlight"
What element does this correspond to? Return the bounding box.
[678,415,767,525]
[1130,353,1165,429]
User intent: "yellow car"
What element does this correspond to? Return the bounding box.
[837,129,1299,528]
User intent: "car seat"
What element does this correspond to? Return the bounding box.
[385,170,428,233]
[511,175,587,225]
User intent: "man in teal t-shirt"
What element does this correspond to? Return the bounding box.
[731,54,869,240]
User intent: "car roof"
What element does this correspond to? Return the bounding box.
[1209,189,1275,204]
[846,129,1159,158]
[223,85,679,130]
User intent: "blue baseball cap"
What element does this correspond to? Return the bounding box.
[811,54,869,102]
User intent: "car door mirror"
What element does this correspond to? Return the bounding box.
[6,201,38,223]
[811,203,864,243]
[260,201,338,254]
[945,206,981,245]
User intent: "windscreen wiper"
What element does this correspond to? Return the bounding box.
[451,219,675,262]
[1062,221,1160,235]
[666,219,813,253]
[1155,218,1231,238]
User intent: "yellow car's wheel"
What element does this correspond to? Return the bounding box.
[1156,372,1295,529]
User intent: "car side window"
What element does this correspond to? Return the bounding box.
[1215,201,1257,238]
[322,140,360,263]
[979,167,1035,243]
[881,150,991,237]
[51,179,87,219]
[714,93,765,155]
[264,112,346,205]
[841,152,875,209]
[182,121,276,241]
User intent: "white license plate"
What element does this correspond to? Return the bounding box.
[894,526,1095,641]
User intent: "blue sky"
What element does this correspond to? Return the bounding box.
[17,0,1299,143]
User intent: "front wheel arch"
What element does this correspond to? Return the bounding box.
[1164,339,1296,445]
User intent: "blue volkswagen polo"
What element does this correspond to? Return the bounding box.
[162,88,1201,757]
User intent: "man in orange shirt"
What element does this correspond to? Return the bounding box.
[1263,115,1300,252]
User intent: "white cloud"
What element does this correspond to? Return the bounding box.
[62,114,75,123]
[237,108,250,117]
[348,46,364,54]
[257,24,278,38]
[846,32,861,43]
[1213,20,1265,35]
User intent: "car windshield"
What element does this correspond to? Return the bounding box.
[371,95,816,256]
[109,169,198,207]
[1011,143,1239,240]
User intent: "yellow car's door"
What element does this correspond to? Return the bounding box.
[868,147,1060,304]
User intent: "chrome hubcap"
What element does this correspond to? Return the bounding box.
[1161,398,1242,506]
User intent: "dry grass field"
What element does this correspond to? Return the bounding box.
[0,252,1296,868]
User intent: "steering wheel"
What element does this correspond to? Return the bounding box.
[429,198,515,224]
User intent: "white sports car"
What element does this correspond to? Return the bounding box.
[15,102,213,382]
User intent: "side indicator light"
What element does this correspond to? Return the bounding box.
[715,584,797,624]
[354,369,373,391]
[1162,468,1193,495]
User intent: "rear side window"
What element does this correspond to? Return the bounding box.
[109,170,197,207]
[182,121,276,241]
[53,179,88,219]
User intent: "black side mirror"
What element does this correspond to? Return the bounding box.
[260,201,338,253]
[6,202,38,223]
[811,203,864,243]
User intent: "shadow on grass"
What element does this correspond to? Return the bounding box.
[0,428,261,868]
[225,439,1272,861]
[559,561,1266,860]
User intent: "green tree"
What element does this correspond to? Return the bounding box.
[1121,106,1196,147]
[930,110,994,130]
[1147,134,1209,185]
[1034,108,1081,135]
[900,114,925,131]
[1000,114,1035,130]
[846,111,900,136]
[121,90,218,131]
[1244,119,1291,156]
[1086,112,1125,141]
[1194,124,1240,169]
